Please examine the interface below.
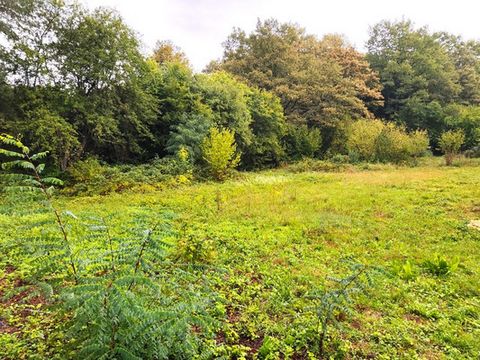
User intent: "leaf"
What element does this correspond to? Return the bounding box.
[0,148,25,158]
[21,178,42,187]
[42,177,64,186]
[63,210,78,219]
[0,134,29,153]
[1,160,35,171]
[36,163,46,174]
[30,151,49,161]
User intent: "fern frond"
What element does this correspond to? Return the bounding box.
[0,133,29,153]
[1,160,36,170]
[43,177,64,186]
[30,151,49,161]
[0,148,25,158]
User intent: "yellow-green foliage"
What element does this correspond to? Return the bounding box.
[408,130,430,157]
[347,119,429,163]
[201,127,240,180]
[346,119,384,161]
[439,129,465,165]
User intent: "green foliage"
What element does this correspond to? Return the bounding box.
[396,260,417,281]
[346,119,384,162]
[0,134,77,281]
[22,109,80,171]
[308,259,379,356]
[66,156,193,195]
[1,158,480,358]
[443,104,480,149]
[219,19,382,148]
[173,225,217,265]
[283,124,322,159]
[423,255,460,276]
[439,129,465,165]
[195,71,253,153]
[285,158,349,173]
[0,137,219,358]
[346,119,429,163]
[166,113,213,162]
[242,87,286,169]
[367,21,460,133]
[201,127,241,180]
[61,214,218,360]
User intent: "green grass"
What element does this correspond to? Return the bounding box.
[1,161,480,359]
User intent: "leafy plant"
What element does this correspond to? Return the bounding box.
[423,254,460,276]
[173,225,217,265]
[308,259,380,357]
[397,260,417,281]
[347,119,429,163]
[1,134,219,358]
[63,215,218,359]
[201,127,241,180]
[439,130,465,165]
[0,133,78,281]
[283,124,322,160]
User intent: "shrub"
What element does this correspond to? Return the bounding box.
[423,255,460,276]
[443,104,480,149]
[67,157,105,183]
[283,124,322,160]
[201,127,240,180]
[439,130,465,166]
[346,119,384,162]
[408,130,430,158]
[66,155,193,195]
[173,226,217,265]
[375,123,412,163]
[346,119,429,164]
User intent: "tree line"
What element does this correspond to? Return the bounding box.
[1,0,479,174]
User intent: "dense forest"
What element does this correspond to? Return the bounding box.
[1,0,479,177]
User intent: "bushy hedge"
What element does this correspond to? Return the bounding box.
[66,156,193,195]
[346,119,429,163]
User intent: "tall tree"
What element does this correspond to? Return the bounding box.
[217,19,382,147]
[367,20,461,140]
[436,33,480,105]
[0,0,64,86]
[0,1,158,165]
[151,40,190,67]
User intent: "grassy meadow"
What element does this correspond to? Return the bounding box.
[1,160,480,359]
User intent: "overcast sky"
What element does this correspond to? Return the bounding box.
[81,0,480,71]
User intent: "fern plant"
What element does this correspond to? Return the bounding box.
[0,133,78,281]
[308,258,380,357]
[1,134,220,359]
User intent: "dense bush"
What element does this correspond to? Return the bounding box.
[439,129,465,165]
[284,158,350,173]
[283,124,322,160]
[346,119,429,163]
[443,105,480,149]
[66,155,193,195]
[201,127,240,180]
[346,119,384,162]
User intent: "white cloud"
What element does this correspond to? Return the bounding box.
[81,0,480,71]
